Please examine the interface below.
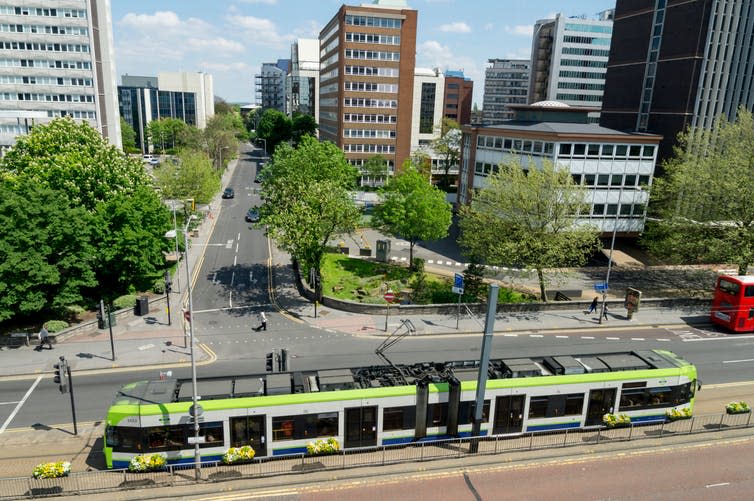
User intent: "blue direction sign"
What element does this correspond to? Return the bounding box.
[452,273,464,294]
[594,282,609,292]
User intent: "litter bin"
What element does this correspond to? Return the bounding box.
[97,312,117,329]
[135,296,150,316]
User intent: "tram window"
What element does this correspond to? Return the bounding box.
[107,426,142,452]
[166,426,186,447]
[383,406,416,431]
[458,400,491,424]
[199,422,224,448]
[145,427,168,450]
[272,417,296,441]
[564,394,585,415]
[648,387,672,406]
[426,403,448,427]
[672,383,692,405]
[619,389,646,409]
[304,412,338,438]
[528,397,548,418]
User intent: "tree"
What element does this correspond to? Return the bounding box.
[257,109,292,154]
[93,186,172,296]
[0,117,151,211]
[147,118,189,153]
[203,113,240,168]
[153,149,221,204]
[214,97,235,115]
[260,136,361,301]
[0,180,97,322]
[372,168,453,269]
[120,117,138,153]
[459,159,601,301]
[291,112,318,144]
[642,108,754,274]
[432,118,461,189]
[361,154,389,186]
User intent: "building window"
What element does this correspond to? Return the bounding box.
[419,82,436,134]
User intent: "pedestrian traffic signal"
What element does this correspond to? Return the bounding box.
[280,349,288,372]
[265,352,274,372]
[53,357,68,394]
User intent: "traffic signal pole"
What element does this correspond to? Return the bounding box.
[54,357,77,435]
[67,363,77,436]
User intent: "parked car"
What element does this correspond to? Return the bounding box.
[245,208,260,223]
[222,187,235,199]
[148,157,160,166]
[142,154,155,162]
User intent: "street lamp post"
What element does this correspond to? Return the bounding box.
[599,164,627,325]
[171,200,180,293]
[259,138,267,156]
[182,215,201,478]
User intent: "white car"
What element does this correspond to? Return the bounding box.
[142,154,155,162]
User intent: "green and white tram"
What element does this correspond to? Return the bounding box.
[104,349,697,468]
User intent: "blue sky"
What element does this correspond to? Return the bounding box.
[111,0,614,106]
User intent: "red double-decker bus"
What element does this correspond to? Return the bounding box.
[710,275,754,332]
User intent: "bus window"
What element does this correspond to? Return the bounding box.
[746,285,754,297]
[718,279,740,296]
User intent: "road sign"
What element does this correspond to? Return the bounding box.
[383,290,395,303]
[452,273,464,295]
[594,282,608,292]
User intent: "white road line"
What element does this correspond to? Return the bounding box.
[0,376,42,434]
[233,255,237,266]
[706,483,730,488]
[722,358,754,364]
[657,338,671,342]
[555,335,569,339]
[237,232,241,241]
[229,292,233,309]
[0,401,21,405]
[606,337,620,340]
[503,334,518,337]
[581,336,595,340]
[230,271,235,287]
[529,334,544,338]
[631,337,645,341]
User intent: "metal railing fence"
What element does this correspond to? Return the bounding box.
[1,410,751,500]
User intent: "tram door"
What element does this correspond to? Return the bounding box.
[345,406,377,448]
[493,396,525,434]
[230,415,267,457]
[585,389,617,426]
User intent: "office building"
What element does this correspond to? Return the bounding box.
[256,59,289,112]
[409,67,452,182]
[287,39,319,119]
[600,0,754,163]
[118,72,214,152]
[459,102,661,236]
[0,0,121,151]
[318,0,418,172]
[443,70,473,125]
[529,11,614,121]
[482,59,530,124]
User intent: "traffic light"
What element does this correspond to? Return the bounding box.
[279,349,288,372]
[265,352,274,372]
[164,271,172,293]
[53,356,68,394]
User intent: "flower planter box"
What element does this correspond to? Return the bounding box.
[726,408,751,415]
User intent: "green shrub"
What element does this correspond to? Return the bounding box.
[113,294,137,310]
[43,320,69,333]
[65,305,86,316]
[152,278,166,295]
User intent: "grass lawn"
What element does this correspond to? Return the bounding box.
[319,253,530,305]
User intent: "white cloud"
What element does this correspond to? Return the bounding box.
[186,37,245,53]
[504,24,533,36]
[439,22,471,33]
[225,14,294,48]
[200,61,252,72]
[238,0,278,4]
[120,11,182,29]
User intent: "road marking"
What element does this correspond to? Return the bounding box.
[503,334,518,337]
[0,401,21,405]
[657,338,670,341]
[581,336,595,340]
[137,344,155,351]
[0,376,42,434]
[606,337,620,340]
[631,338,645,341]
[706,483,730,488]
[555,335,569,339]
[233,255,237,266]
[229,292,233,309]
[684,334,754,342]
[529,334,544,338]
[230,270,235,287]
[722,358,754,364]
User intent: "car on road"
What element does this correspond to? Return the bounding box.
[222,187,235,199]
[245,207,260,223]
[148,157,160,167]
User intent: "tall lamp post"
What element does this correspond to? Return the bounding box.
[259,138,267,156]
[166,215,201,478]
[599,163,627,325]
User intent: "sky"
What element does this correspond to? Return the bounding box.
[111,0,615,107]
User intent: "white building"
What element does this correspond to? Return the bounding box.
[409,68,444,171]
[529,11,614,122]
[288,38,319,120]
[157,72,214,129]
[0,0,121,151]
[460,102,661,236]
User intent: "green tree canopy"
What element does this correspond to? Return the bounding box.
[432,118,461,189]
[260,136,361,300]
[257,109,292,154]
[291,112,318,144]
[120,117,138,153]
[643,108,754,274]
[0,179,97,322]
[372,168,452,268]
[0,117,150,211]
[204,113,240,168]
[361,154,389,186]
[459,159,601,300]
[153,149,221,204]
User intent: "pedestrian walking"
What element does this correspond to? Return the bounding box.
[603,303,610,321]
[585,296,599,314]
[38,326,52,350]
[253,311,267,332]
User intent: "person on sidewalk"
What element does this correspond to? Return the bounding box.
[602,303,609,321]
[253,311,267,332]
[585,296,599,315]
[38,326,52,350]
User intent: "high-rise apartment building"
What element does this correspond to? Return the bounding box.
[482,59,530,124]
[443,70,473,125]
[288,39,319,119]
[318,0,417,171]
[0,0,121,151]
[529,11,614,121]
[600,0,754,162]
[256,59,289,112]
[118,72,214,152]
